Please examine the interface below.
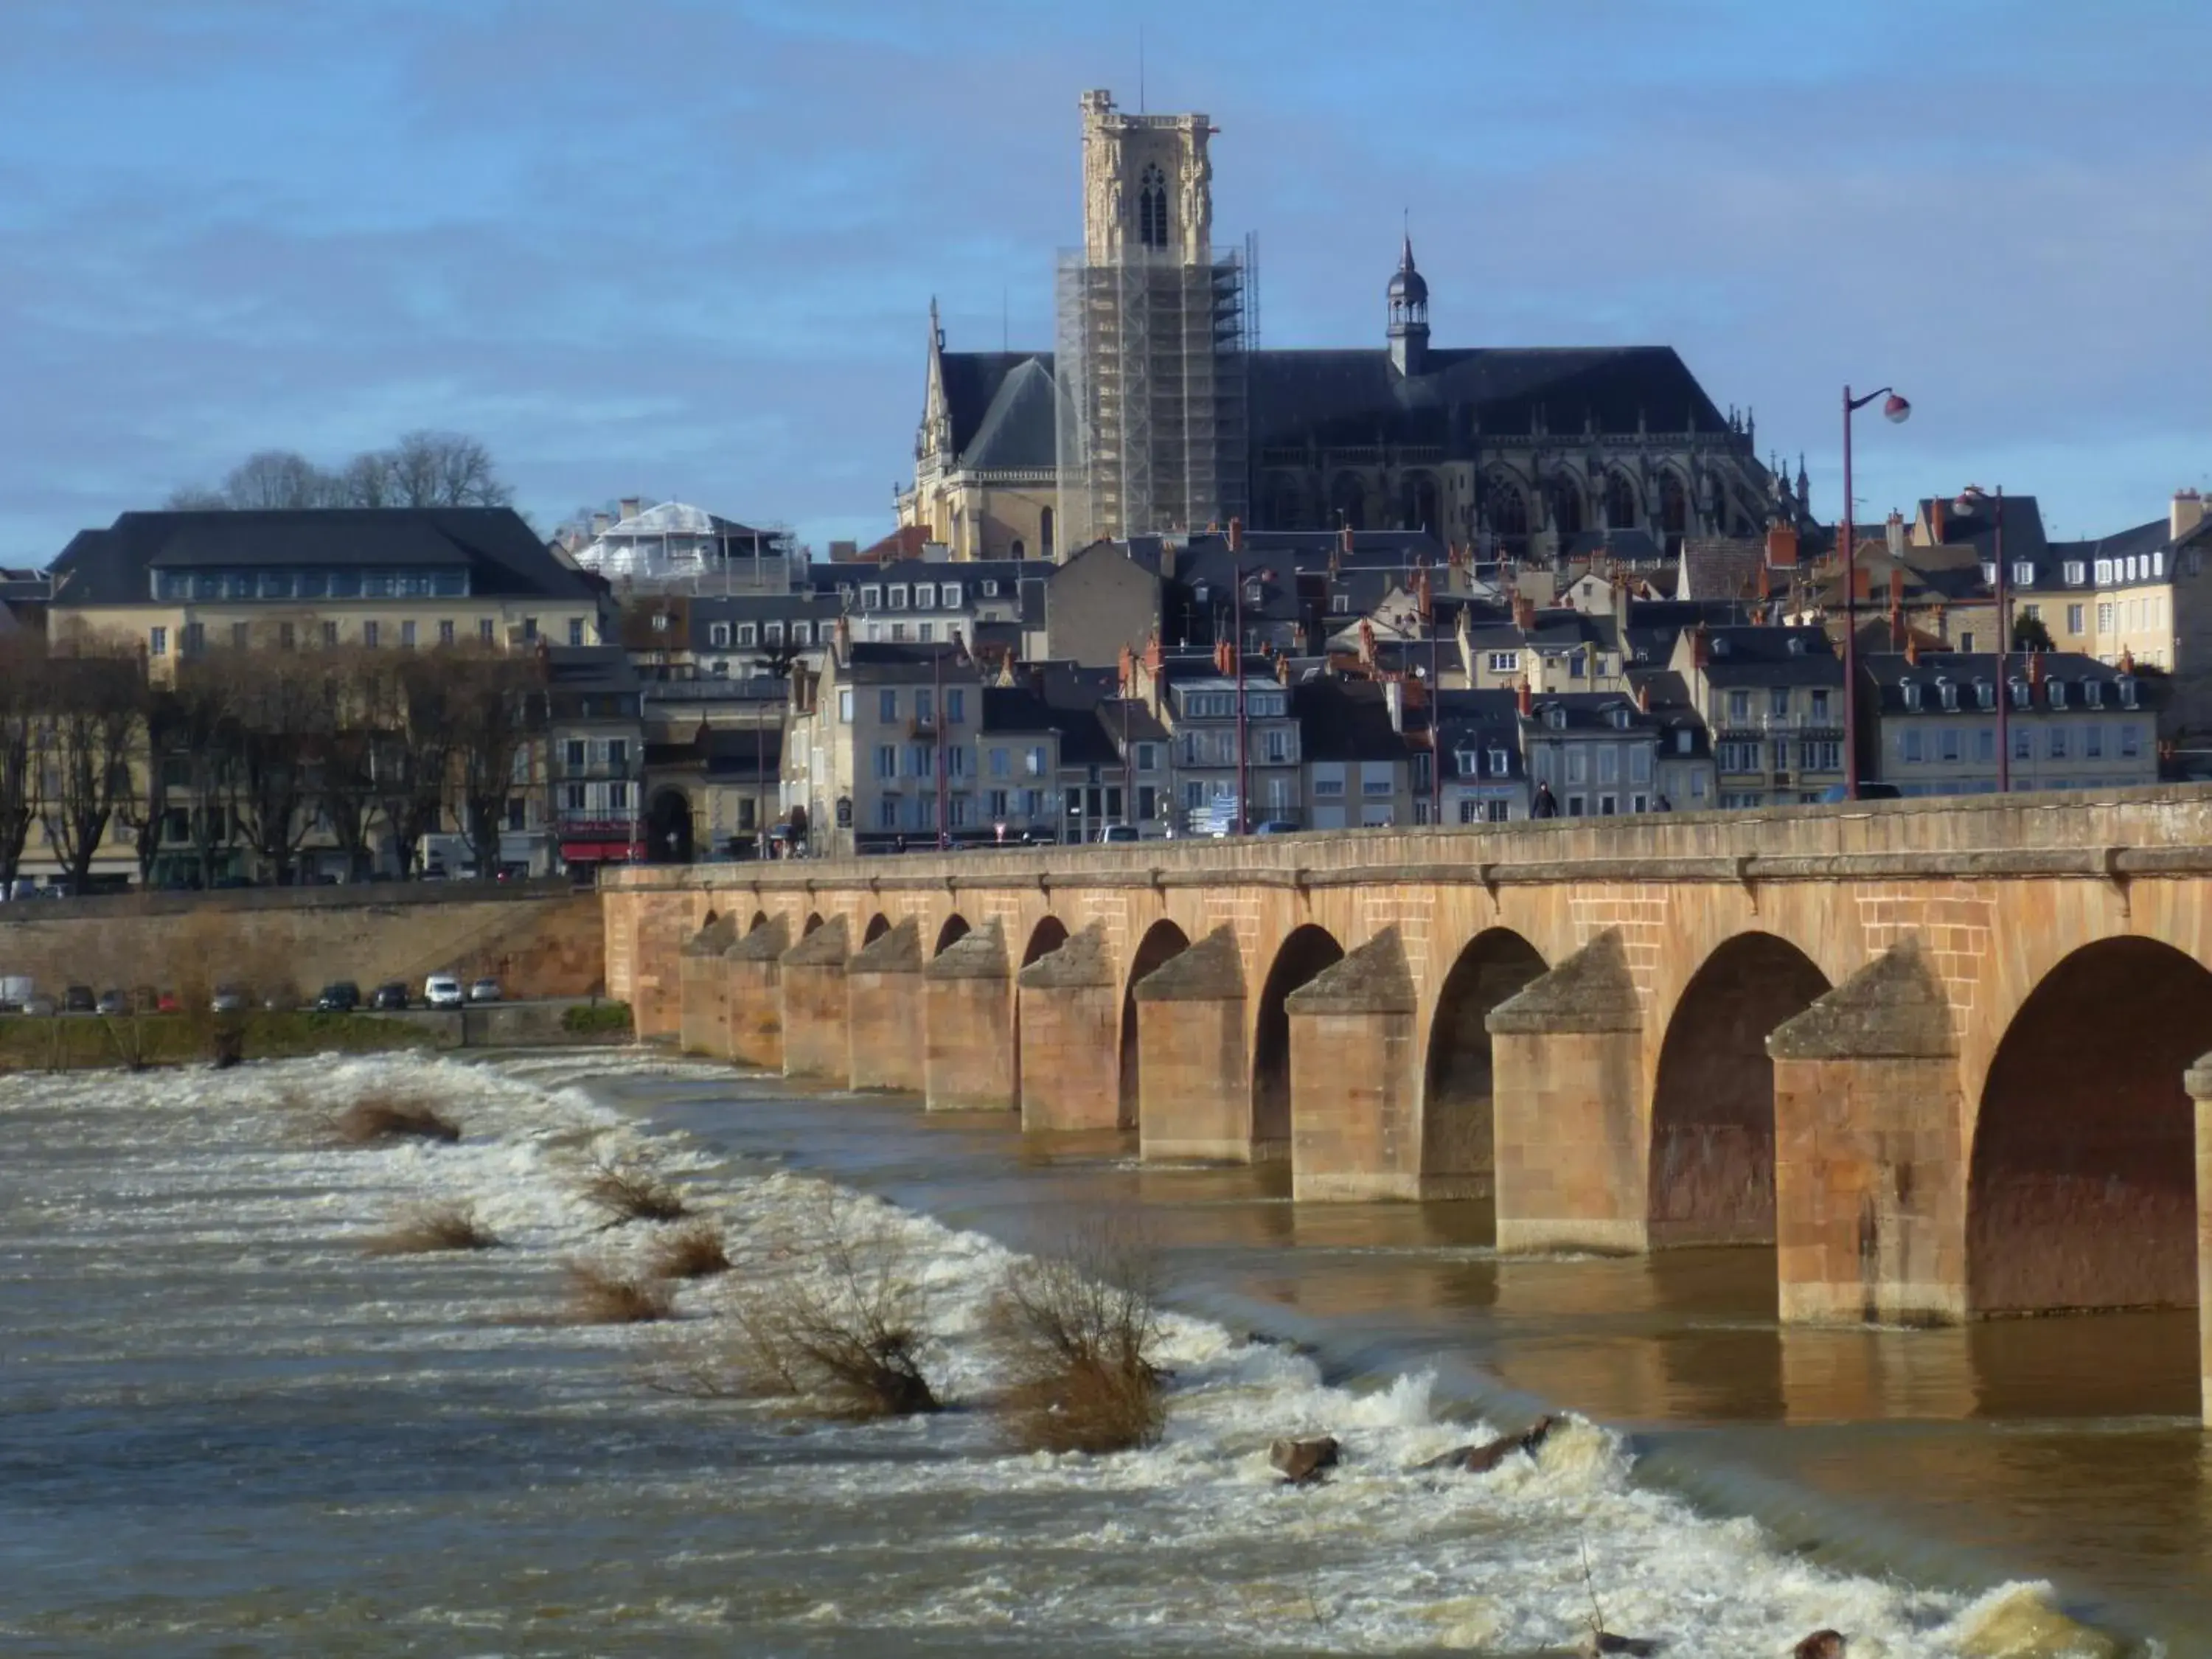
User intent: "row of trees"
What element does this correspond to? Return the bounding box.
[0,634,549,894]
[166,431,512,513]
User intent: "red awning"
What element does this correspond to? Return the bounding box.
[562,841,644,863]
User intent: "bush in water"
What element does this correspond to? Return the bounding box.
[987,1220,1166,1455]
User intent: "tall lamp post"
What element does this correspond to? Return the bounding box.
[1840,383,1912,799]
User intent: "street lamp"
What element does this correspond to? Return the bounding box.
[1840,384,1912,799]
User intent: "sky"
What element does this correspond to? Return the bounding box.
[3,0,2208,564]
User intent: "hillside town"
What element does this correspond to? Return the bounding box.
[0,83,2202,890]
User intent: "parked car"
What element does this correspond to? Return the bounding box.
[369,981,409,1012]
[209,984,250,1015]
[63,984,96,1013]
[466,977,501,1004]
[1094,824,1141,845]
[316,981,361,1013]
[423,973,465,1009]
[23,993,57,1016]
[95,989,128,1016]
[156,990,182,1014]
[1253,820,1302,836]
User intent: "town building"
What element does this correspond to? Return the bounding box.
[1434,689,1531,823]
[567,499,796,589]
[1859,650,2160,796]
[1672,624,1846,807]
[1518,686,1666,818]
[1125,644,1302,831]
[1297,677,1414,830]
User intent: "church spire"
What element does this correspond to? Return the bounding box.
[919,296,951,463]
[1387,226,1430,377]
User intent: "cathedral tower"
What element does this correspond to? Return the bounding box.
[1057,89,1247,546]
[1387,234,1429,377]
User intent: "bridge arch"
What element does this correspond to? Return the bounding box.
[1649,931,1830,1247]
[934,914,971,956]
[1969,936,2212,1315]
[862,913,890,945]
[747,910,769,934]
[801,911,824,936]
[1119,919,1191,1128]
[1020,916,1069,967]
[1253,924,1345,1146]
[1422,928,1548,1192]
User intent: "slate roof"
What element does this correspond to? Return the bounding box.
[1293,677,1412,762]
[1432,689,1526,779]
[961,358,1057,471]
[1858,650,2158,716]
[1696,625,1843,686]
[49,508,599,606]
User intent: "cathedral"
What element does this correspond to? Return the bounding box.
[897,88,1800,563]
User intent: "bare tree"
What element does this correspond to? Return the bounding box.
[314,647,384,879]
[386,431,512,508]
[163,486,231,511]
[333,451,397,508]
[223,646,327,886]
[437,645,546,877]
[0,635,44,894]
[37,646,145,891]
[222,450,335,510]
[375,655,455,877]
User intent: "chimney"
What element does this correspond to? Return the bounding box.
[1228,516,1243,553]
[1888,600,1906,653]
[2174,490,2205,542]
[2028,648,2045,687]
[1358,617,1377,664]
[1764,524,1799,568]
[1340,522,1354,556]
[1635,679,1650,713]
[1158,538,1178,581]
[1905,633,1919,666]
[1118,643,1135,695]
[1930,495,1947,543]
[1888,565,1905,609]
[1933,602,1948,644]
[590,511,611,536]
[1512,593,1537,632]
[1690,623,1711,669]
[1885,510,1906,560]
[1144,629,1164,673]
[1757,562,1772,602]
[619,497,641,522]
[833,614,851,655]
[1516,675,1532,717]
[1852,564,1872,602]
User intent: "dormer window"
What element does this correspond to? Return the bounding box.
[2048,678,2066,709]
[1545,706,1567,731]
[2085,679,2104,708]
[1455,749,1478,776]
[2152,552,2166,580]
[1786,636,1806,655]
[1331,593,1352,613]
[1675,728,1692,754]
[915,582,936,609]
[2009,678,2029,709]
[1980,562,1997,587]
[1937,678,1958,711]
[1974,679,1992,709]
[1245,580,1264,605]
[943,582,962,608]
[860,584,881,608]
[709,622,731,647]
[2013,561,2034,588]
[2095,559,2113,585]
[1610,706,1632,730]
[887,585,908,609]
[1489,746,1510,775]
[1711,636,1731,657]
[2119,675,2138,708]
[981,580,999,597]
[2064,560,2086,585]
[1901,680,1920,711]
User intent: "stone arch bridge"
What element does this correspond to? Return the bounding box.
[601,790,2212,1421]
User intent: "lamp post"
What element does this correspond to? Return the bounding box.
[1840,384,1912,799]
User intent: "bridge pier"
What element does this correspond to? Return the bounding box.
[1017,922,1122,1132]
[2187,1054,2212,1427]
[1133,926,1267,1162]
[779,917,850,1084]
[1486,931,1649,1253]
[924,920,1015,1111]
[678,914,737,1057]
[1767,940,1966,1326]
[847,919,925,1091]
[1287,929,1422,1200]
[725,917,789,1069]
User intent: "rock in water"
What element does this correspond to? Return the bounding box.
[1267,1436,1340,1486]
[1794,1632,1846,1659]
[1581,1632,1658,1658]
[1416,1413,1561,1474]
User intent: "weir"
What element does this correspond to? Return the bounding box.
[630,787,2212,1422]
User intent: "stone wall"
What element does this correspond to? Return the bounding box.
[1,882,605,1002]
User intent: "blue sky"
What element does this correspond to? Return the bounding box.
[4,0,2208,562]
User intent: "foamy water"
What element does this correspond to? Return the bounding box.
[0,1051,2132,1656]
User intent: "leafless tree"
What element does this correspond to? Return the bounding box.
[0,635,44,894]
[37,645,145,891]
[222,645,329,885]
[333,451,397,508]
[374,655,455,877]
[163,486,231,511]
[221,450,335,510]
[386,431,512,508]
[436,645,546,877]
[313,647,384,879]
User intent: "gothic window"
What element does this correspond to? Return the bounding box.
[1604,471,1639,530]
[1138,164,1169,249]
[1659,472,1688,536]
[1488,479,1529,539]
[1039,506,1054,556]
[1401,473,1439,534]
[1329,472,1366,532]
[1265,473,1307,529]
[1549,477,1584,538]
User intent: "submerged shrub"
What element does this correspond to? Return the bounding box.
[366,1203,500,1255]
[728,1189,939,1419]
[988,1221,1166,1455]
[331,1093,462,1146]
[580,1153,688,1224]
[564,1262,675,1324]
[649,1221,731,1280]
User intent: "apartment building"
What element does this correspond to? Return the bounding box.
[1434,689,1531,824]
[1673,625,1846,807]
[1517,686,1666,818]
[1860,650,2159,796]
[1297,678,1413,830]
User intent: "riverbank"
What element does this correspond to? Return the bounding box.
[0,1000,632,1070]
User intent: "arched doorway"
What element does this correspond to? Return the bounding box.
[1119,920,1190,1129]
[934,914,972,956]
[645,789,693,863]
[1648,933,1831,1247]
[1252,925,1346,1145]
[1970,938,2212,1314]
[1422,928,1548,1191]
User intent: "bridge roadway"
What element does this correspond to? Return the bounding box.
[602,786,2212,1422]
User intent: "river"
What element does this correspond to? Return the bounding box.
[0,1048,2199,1656]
